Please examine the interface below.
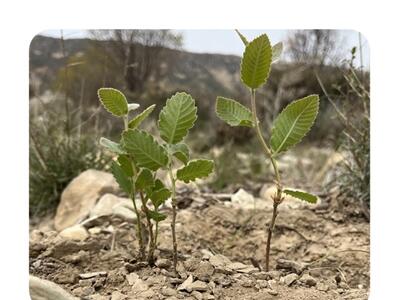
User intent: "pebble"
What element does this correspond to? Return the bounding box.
[59,225,89,241]
[190,280,208,292]
[300,274,317,287]
[156,258,171,269]
[192,290,203,300]
[111,291,126,300]
[126,272,139,285]
[161,287,177,296]
[178,274,193,292]
[281,273,298,286]
[79,271,107,279]
[193,261,214,281]
[276,259,306,274]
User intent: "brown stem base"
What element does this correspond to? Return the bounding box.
[171,200,178,273]
[265,201,279,271]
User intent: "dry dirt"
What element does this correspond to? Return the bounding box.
[29,189,369,300]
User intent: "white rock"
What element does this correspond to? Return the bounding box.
[90,193,126,217]
[54,169,119,231]
[230,189,255,209]
[88,227,102,235]
[79,271,107,279]
[29,275,78,300]
[112,205,136,222]
[59,225,88,241]
[178,274,193,292]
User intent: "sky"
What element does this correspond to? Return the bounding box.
[40,29,370,67]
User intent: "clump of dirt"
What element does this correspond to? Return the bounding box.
[29,190,369,299]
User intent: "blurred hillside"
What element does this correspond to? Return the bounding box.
[29,33,364,144]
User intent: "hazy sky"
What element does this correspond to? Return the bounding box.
[40,29,369,67]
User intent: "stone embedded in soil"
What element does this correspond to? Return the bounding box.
[54,272,77,284]
[192,290,203,300]
[126,272,139,285]
[255,279,269,289]
[300,273,317,287]
[161,287,177,297]
[276,258,307,274]
[54,169,119,231]
[72,286,94,297]
[178,274,194,292]
[193,261,214,281]
[79,271,107,279]
[267,289,279,296]
[155,258,171,269]
[209,254,231,269]
[184,257,202,272]
[29,275,78,300]
[111,291,126,300]
[190,280,209,292]
[266,271,281,280]
[59,225,89,241]
[88,227,102,235]
[62,250,89,264]
[253,271,270,280]
[281,273,299,286]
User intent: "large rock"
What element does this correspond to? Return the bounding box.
[54,170,119,231]
[29,275,78,300]
[90,193,127,218]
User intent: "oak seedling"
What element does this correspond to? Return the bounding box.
[216,31,319,271]
[98,88,214,270]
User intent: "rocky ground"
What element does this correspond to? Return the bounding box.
[29,169,369,300]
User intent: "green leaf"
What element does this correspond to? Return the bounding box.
[272,42,283,62]
[135,168,154,190]
[170,143,190,165]
[117,155,134,177]
[235,29,248,46]
[149,188,171,208]
[177,159,214,183]
[240,34,272,89]
[283,189,318,204]
[215,97,254,127]
[148,210,167,222]
[97,88,128,116]
[122,129,168,171]
[111,161,132,195]
[99,137,125,154]
[158,92,197,144]
[147,180,171,208]
[270,95,319,154]
[128,104,156,129]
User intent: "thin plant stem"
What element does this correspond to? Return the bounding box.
[250,89,283,271]
[124,116,145,259]
[140,191,156,264]
[168,166,178,273]
[265,201,279,271]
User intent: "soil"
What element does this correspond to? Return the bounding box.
[29,188,369,300]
